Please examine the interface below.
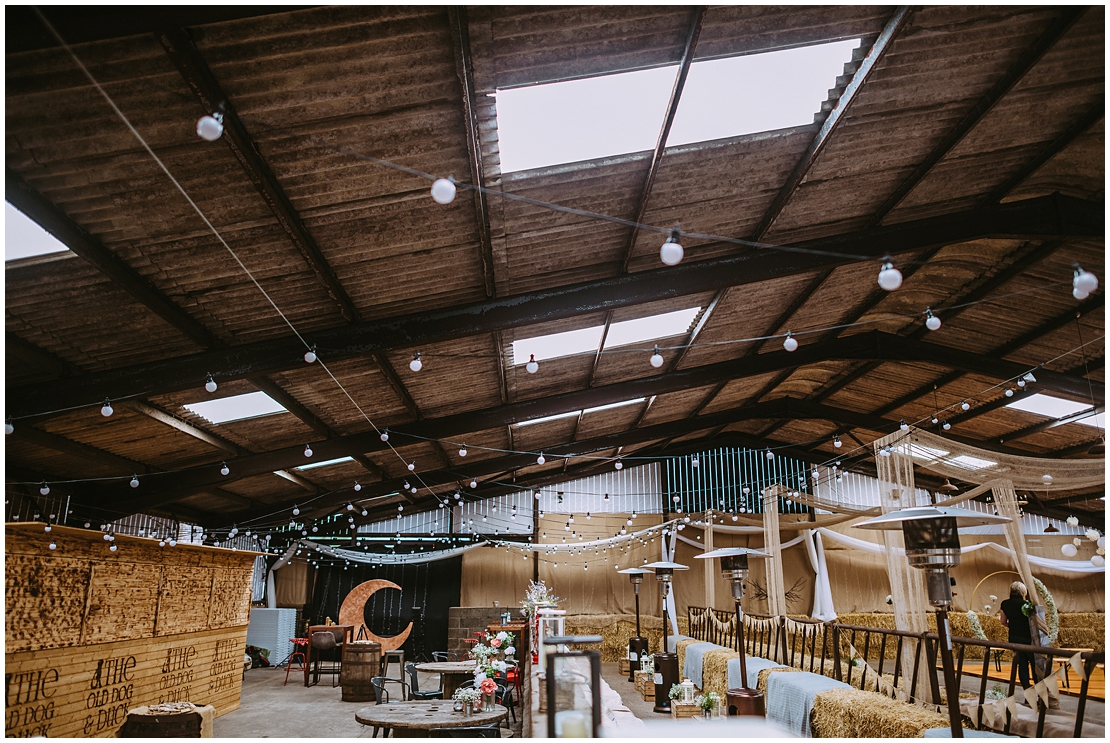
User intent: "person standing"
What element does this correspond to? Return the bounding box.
[998,581,1038,690]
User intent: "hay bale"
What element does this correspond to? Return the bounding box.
[811,687,953,738]
[757,666,802,694]
[700,649,735,698]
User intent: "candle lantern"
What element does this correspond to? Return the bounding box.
[536,608,567,669]
[694,546,771,716]
[855,506,1010,738]
[544,635,602,738]
[643,560,689,713]
[617,567,652,683]
[680,677,696,704]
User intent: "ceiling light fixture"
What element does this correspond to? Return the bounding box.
[196,110,224,141]
[660,228,684,266]
[205,374,218,393]
[409,353,423,372]
[525,354,539,374]
[925,309,941,331]
[304,346,317,363]
[783,332,798,352]
[430,177,456,205]
[101,399,114,417]
[650,345,664,368]
[877,259,903,291]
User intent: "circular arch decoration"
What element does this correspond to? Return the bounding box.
[968,569,1021,613]
[339,579,412,651]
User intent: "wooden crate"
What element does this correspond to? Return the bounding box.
[4,524,261,738]
[634,671,656,701]
[640,684,655,702]
[671,702,701,719]
[618,658,630,675]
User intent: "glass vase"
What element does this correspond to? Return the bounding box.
[482,692,497,712]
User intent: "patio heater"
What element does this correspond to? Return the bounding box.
[694,546,771,716]
[643,560,689,713]
[855,505,1011,738]
[617,567,653,683]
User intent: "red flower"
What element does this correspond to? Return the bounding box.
[480,678,497,695]
[490,638,502,648]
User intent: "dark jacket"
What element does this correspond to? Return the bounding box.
[1000,594,1032,644]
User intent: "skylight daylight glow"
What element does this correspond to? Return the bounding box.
[514,397,646,428]
[495,39,859,173]
[511,307,701,365]
[296,456,355,471]
[183,391,287,424]
[1007,393,1093,421]
[6,202,71,261]
[949,455,997,471]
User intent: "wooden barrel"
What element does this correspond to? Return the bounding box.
[119,709,202,737]
[341,641,382,702]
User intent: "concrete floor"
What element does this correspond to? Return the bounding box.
[214,666,523,738]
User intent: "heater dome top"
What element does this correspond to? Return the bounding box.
[617,567,653,574]
[695,547,772,560]
[854,505,1011,530]
[643,560,690,571]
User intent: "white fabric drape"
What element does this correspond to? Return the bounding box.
[762,486,787,616]
[266,539,300,609]
[665,527,679,637]
[805,530,837,621]
[991,479,1042,605]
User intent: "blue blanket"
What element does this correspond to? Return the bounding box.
[728,656,785,690]
[765,670,850,738]
[666,634,695,653]
[681,642,719,688]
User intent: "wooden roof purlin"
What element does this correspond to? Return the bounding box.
[4,6,1103,533]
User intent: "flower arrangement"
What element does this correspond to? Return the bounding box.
[696,692,721,711]
[453,687,481,704]
[986,684,1005,701]
[479,678,497,696]
[1032,577,1059,645]
[520,580,562,618]
[668,683,683,701]
[966,610,988,642]
[484,629,515,650]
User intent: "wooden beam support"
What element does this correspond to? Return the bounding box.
[120,399,243,456]
[9,194,1098,419]
[5,169,218,350]
[158,27,360,324]
[865,8,1086,226]
[998,404,1104,444]
[6,334,79,378]
[750,6,913,239]
[979,96,1104,207]
[14,426,150,473]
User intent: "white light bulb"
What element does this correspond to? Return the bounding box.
[1074,267,1099,294]
[899,419,908,431]
[526,354,539,374]
[380,431,389,442]
[660,236,684,266]
[650,347,664,368]
[347,503,354,511]
[40,484,50,496]
[293,506,300,516]
[615,460,623,470]
[101,401,114,417]
[44,524,51,532]
[470,480,477,489]
[409,354,423,372]
[925,311,942,331]
[1043,474,1054,485]
[765,448,774,461]
[205,376,218,393]
[130,476,140,488]
[1005,388,1014,397]
[1017,379,1026,388]
[877,261,902,291]
[407,461,415,471]
[220,463,230,476]
[536,454,546,465]
[304,348,317,363]
[4,421,12,435]
[1073,287,1089,301]
[961,401,970,411]
[109,544,118,552]
[196,113,224,141]
[48,540,57,551]
[459,446,467,457]
[833,436,842,448]
[1061,543,1078,557]
[430,178,456,204]
[304,445,313,457]
[691,457,699,468]
[783,333,798,352]
[411,486,417,493]
[942,421,951,430]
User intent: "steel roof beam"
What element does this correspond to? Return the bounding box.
[8,194,1099,420]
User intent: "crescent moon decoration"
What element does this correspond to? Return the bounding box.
[339,579,412,651]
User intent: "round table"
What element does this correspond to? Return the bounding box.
[414,660,477,700]
[355,700,506,738]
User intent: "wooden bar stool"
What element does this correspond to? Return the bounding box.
[284,638,308,686]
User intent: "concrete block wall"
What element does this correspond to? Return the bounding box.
[448,606,506,654]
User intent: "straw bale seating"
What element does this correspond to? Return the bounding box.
[812,687,953,738]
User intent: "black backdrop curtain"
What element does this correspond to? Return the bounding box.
[308,558,462,661]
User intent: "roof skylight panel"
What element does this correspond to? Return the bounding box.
[603,308,701,350]
[1006,393,1094,421]
[510,307,701,366]
[296,456,355,471]
[6,202,71,261]
[495,38,859,173]
[182,391,287,424]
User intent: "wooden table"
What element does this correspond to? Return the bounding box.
[355,700,505,737]
[305,624,354,687]
[414,660,477,700]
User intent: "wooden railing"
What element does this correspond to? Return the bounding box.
[686,607,1104,737]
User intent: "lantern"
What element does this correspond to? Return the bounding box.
[536,608,567,669]
[545,635,602,738]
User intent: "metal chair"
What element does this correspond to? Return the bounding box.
[432,651,464,662]
[405,662,442,700]
[429,724,501,738]
[283,638,308,686]
[369,677,413,738]
[309,630,343,687]
[492,679,516,725]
